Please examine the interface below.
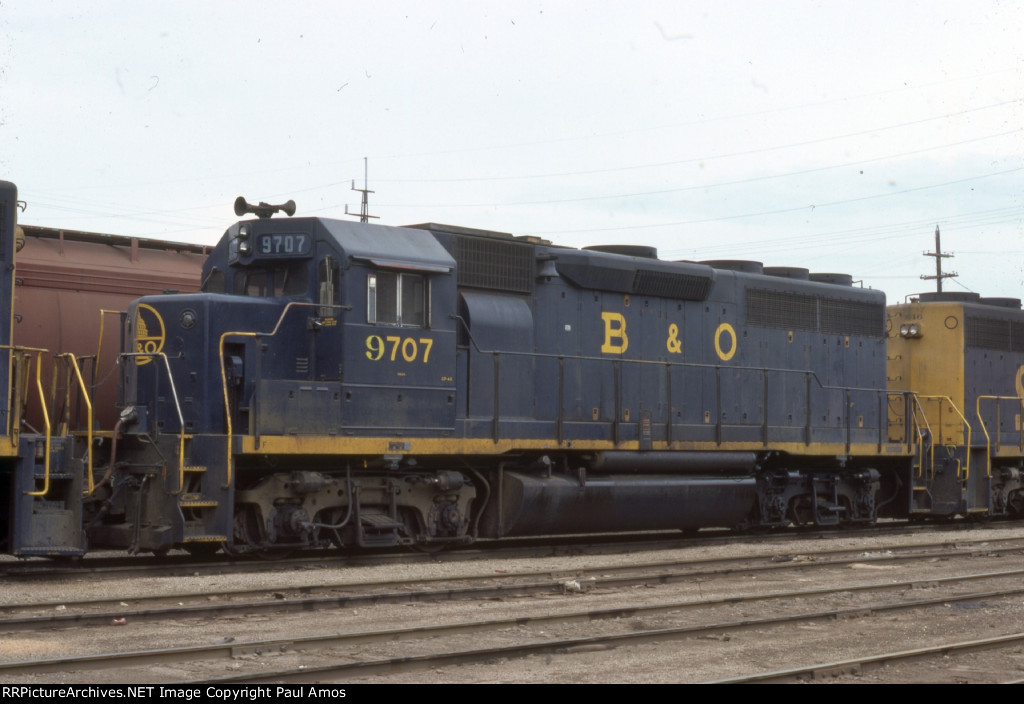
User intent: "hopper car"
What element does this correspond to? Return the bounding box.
[14,223,206,431]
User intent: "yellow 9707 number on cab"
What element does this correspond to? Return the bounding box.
[365,335,434,363]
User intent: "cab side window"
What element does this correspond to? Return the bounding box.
[368,271,427,327]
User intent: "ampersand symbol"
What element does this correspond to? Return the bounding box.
[666,323,682,354]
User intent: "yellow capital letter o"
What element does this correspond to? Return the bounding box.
[714,323,737,361]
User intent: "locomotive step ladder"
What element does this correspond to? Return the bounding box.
[177,464,228,546]
[355,509,406,548]
[910,428,933,514]
[964,446,991,517]
[907,395,976,517]
[9,436,86,556]
[5,349,87,555]
[810,475,847,526]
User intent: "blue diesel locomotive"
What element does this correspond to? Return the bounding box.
[3,185,1023,556]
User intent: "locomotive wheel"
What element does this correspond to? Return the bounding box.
[836,496,857,528]
[788,495,815,526]
[221,541,248,557]
[789,494,847,527]
[231,505,265,552]
[403,509,449,553]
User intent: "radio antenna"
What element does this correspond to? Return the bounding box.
[345,157,378,223]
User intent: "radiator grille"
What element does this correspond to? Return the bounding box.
[747,290,817,331]
[747,289,883,336]
[454,237,534,294]
[820,298,882,336]
[632,269,713,300]
[966,316,1024,351]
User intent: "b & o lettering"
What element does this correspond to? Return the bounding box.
[601,312,629,354]
[666,324,682,354]
[714,323,737,361]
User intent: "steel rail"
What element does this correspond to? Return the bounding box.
[4,542,1024,632]
[0,523,1014,581]
[6,570,1024,679]
[198,583,1024,684]
[707,632,1024,684]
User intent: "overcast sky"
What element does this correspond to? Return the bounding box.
[1,1,1021,303]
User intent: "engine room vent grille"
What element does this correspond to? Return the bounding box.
[820,299,883,336]
[632,269,713,300]
[454,237,534,294]
[966,316,1024,351]
[747,290,817,332]
[746,289,884,336]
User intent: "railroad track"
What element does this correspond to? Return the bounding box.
[709,632,1024,683]
[0,520,988,581]
[3,534,1024,632]
[0,532,729,580]
[6,563,1024,682]
[5,528,1024,683]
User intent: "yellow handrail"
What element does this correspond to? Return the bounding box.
[912,394,971,480]
[121,351,187,494]
[907,394,933,478]
[7,349,27,445]
[24,351,51,497]
[57,354,94,495]
[94,309,122,393]
[218,302,331,490]
[975,395,1024,480]
[0,346,53,495]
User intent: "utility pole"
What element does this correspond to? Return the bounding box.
[921,225,956,292]
[345,157,378,223]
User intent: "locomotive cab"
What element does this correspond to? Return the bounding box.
[129,216,461,438]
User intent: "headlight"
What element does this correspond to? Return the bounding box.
[237,224,251,255]
[899,322,922,338]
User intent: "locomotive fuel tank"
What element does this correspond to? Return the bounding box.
[479,471,758,537]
